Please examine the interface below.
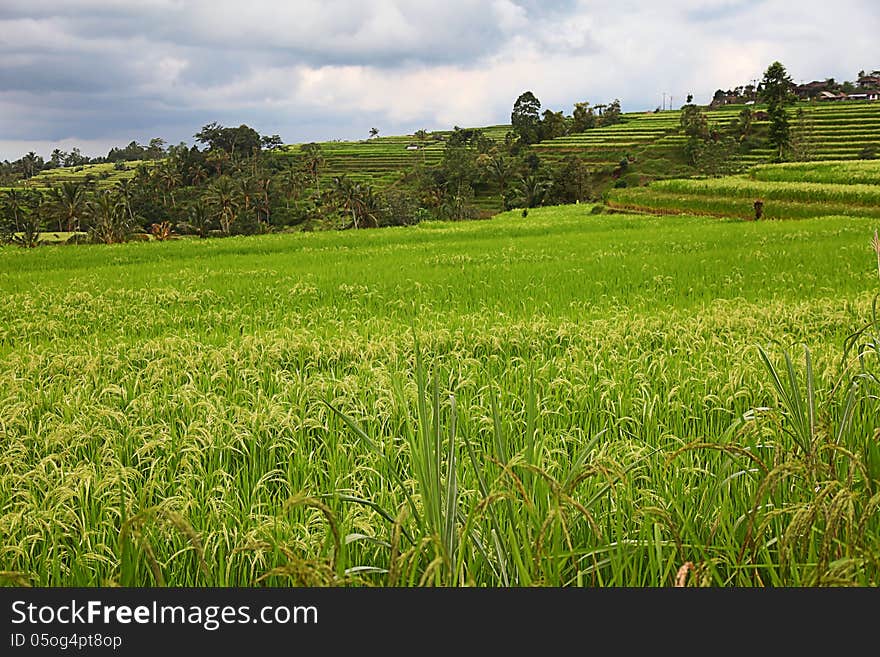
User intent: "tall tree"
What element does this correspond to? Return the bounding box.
[20,152,42,180]
[760,61,796,160]
[511,91,542,145]
[549,156,591,204]
[571,102,597,132]
[278,165,307,210]
[539,109,567,141]
[50,149,67,168]
[194,123,262,159]
[478,153,515,210]
[146,138,167,160]
[206,176,238,235]
[260,134,283,151]
[115,179,137,223]
[601,99,622,126]
[301,143,325,196]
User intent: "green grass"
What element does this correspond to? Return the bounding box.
[1,206,879,586]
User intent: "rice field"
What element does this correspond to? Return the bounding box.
[607,159,880,221]
[23,160,154,190]
[2,205,879,587]
[531,100,880,169]
[749,160,880,185]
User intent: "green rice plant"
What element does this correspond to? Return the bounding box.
[323,342,643,586]
[873,230,880,280]
[2,207,880,586]
[750,161,880,185]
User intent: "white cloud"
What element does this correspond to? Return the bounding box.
[1,0,878,159]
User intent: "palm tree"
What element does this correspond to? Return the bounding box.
[236,176,254,219]
[88,191,131,244]
[189,164,209,187]
[21,152,40,181]
[50,149,66,168]
[357,184,381,228]
[114,179,136,223]
[301,143,325,196]
[206,177,238,235]
[49,182,87,232]
[332,176,380,229]
[158,166,182,208]
[278,166,306,210]
[514,173,549,210]
[369,127,379,139]
[3,189,25,232]
[183,201,213,238]
[331,175,360,228]
[480,153,515,210]
[2,189,42,247]
[255,177,272,226]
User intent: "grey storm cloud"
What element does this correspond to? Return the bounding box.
[0,0,878,160]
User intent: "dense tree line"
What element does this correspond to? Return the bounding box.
[1,111,604,246]
[0,140,173,185]
[510,91,622,146]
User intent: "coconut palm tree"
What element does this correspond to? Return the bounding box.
[480,153,515,210]
[158,166,182,208]
[114,179,136,223]
[182,201,213,238]
[189,164,209,187]
[2,189,43,247]
[301,143,325,196]
[331,175,360,228]
[206,177,238,235]
[514,173,549,209]
[332,175,380,229]
[255,177,272,226]
[236,176,254,219]
[88,191,132,244]
[20,152,41,181]
[278,165,307,210]
[3,189,25,235]
[49,182,88,232]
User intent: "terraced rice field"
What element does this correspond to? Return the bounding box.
[607,158,880,221]
[281,135,446,189]
[21,160,154,190]
[2,206,879,587]
[531,100,880,169]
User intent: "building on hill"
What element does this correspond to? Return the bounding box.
[847,90,880,101]
[796,80,832,99]
[709,91,742,109]
[857,72,880,88]
[817,90,847,101]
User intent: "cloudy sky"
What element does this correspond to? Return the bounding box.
[1,0,878,160]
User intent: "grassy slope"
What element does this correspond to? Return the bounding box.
[2,206,878,586]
